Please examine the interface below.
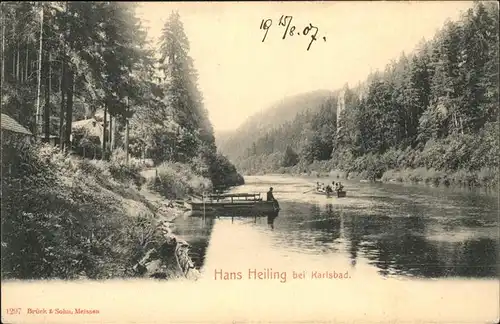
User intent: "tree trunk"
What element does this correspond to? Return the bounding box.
[452,112,458,133]
[102,104,107,160]
[11,23,15,78]
[16,42,20,81]
[64,70,74,152]
[109,115,114,151]
[35,5,44,136]
[125,97,129,164]
[59,62,65,150]
[1,18,4,83]
[25,45,28,82]
[125,118,129,164]
[20,46,24,83]
[44,52,51,141]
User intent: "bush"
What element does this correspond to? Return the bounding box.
[108,161,146,189]
[208,153,245,188]
[72,128,102,159]
[148,162,212,199]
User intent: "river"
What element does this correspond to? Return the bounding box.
[174,174,498,278]
[169,174,499,321]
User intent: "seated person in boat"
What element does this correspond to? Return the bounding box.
[337,182,344,192]
[325,185,333,194]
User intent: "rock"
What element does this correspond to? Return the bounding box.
[185,268,201,281]
[132,232,199,281]
[150,272,168,279]
[133,263,147,276]
[133,248,158,276]
[145,259,163,274]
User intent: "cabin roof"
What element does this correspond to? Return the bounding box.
[1,113,32,135]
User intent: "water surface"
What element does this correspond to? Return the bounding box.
[173,174,498,279]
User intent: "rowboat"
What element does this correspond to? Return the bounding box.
[185,193,280,216]
[314,190,334,198]
[314,189,347,198]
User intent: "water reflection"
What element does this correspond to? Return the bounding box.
[266,211,279,230]
[272,201,498,278]
[170,215,215,269]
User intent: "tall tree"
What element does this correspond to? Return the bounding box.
[158,11,214,162]
[35,4,43,135]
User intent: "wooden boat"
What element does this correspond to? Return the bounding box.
[314,190,334,198]
[314,189,347,198]
[186,193,280,216]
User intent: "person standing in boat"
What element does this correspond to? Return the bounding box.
[267,187,275,201]
[267,187,280,211]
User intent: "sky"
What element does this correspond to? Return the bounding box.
[135,1,474,132]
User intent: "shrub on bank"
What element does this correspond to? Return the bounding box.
[380,167,498,188]
[148,161,212,199]
[108,162,146,189]
[207,153,245,188]
[1,142,161,280]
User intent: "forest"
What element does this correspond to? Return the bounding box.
[1,2,242,279]
[228,2,498,188]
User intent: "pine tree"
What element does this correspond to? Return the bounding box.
[158,11,214,162]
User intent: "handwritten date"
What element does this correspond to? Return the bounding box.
[260,15,326,51]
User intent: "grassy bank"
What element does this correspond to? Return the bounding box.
[245,163,498,189]
[1,142,200,280]
[257,165,498,189]
[243,159,498,189]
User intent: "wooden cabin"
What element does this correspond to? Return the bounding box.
[1,113,33,145]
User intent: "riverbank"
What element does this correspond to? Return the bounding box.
[1,143,201,281]
[130,187,201,280]
[234,121,498,189]
[244,165,498,189]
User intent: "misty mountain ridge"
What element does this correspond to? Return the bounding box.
[216,89,335,159]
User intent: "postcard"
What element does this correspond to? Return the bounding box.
[1,1,499,323]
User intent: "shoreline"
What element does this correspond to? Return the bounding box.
[241,167,498,191]
[134,185,201,281]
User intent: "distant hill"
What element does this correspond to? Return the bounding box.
[214,129,233,152]
[217,89,335,160]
